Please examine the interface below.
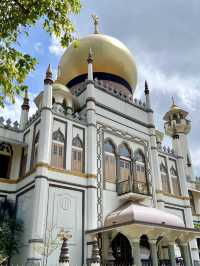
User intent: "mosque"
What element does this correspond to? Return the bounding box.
[1,16,200,266]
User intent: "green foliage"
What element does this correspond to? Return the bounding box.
[194,223,200,230]
[0,0,81,107]
[0,199,23,263]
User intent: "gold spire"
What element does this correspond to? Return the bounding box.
[44,64,53,84]
[91,14,100,34]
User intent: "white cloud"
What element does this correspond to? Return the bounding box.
[191,148,200,177]
[1,93,37,123]
[49,35,65,56]
[34,42,43,53]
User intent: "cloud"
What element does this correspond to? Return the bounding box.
[191,148,200,177]
[1,93,37,124]
[48,35,65,56]
[34,42,43,53]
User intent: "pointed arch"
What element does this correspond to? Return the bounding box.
[52,128,65,143]
[111,233,133,265]
[118,142,132,193]
[118,142,132,158]
[33,131,39,166]
[170,164,181,196]
[133,149,148,194]
[71,134,84,173]
[0,142,13,179]
[160,159,170,194]
[51,128,65,169]
[103,138,117,184]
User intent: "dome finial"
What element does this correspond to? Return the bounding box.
[171,96,175,106]
[91,14,100,34]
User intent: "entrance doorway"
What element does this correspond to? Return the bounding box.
[111,233,133,266]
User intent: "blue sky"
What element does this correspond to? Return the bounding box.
[2,0,200,175]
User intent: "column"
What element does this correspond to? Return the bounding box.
[149,240,158,266]
[180,243,192,266]
[132,239,141,266]
[168,243,176,266]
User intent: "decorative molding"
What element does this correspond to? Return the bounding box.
[96,102,155,129]
[96,124,104,227]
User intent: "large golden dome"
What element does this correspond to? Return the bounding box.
[58,34,138,92]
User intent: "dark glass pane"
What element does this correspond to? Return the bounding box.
[104,140,115,153]
[119,144,130,158]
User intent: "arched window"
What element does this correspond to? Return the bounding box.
[119,143,131,183]
[0,143,13,179]
[20,146,28,177]
[170,166,181,195]
[104,140,116,183]
[134,150,148,193]
[33,131,39,166]
[71,135,83,172]
[160,162,170,193]
[51,129,65,169]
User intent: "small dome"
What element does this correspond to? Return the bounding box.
[105,202,185,228]
[52,82,79,110]
[58,34,137,94]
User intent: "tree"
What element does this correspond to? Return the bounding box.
[0,199,23,264]
[0,0,81,107]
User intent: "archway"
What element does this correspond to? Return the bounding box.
[111,233,133,266]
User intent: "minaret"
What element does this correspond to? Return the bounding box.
[20,89,30,130]
[86,49,98,230]
[26,65,53,265]
[163,98,194,181]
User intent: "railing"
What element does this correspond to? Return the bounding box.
[117,179,150,196]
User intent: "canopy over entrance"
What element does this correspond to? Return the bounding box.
[104,202,185,228]
[86,202,200,243]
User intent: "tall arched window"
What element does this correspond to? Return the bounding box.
[33,131,39,166]
[20,146,28,177]
[71,135,83,173]
[51,129,65,169]
[104,140,116,183]
[134,150,148,193]
[0,143,13,179]
[170,166,181,195]
[118,143,131,193]
[160,162,170,193]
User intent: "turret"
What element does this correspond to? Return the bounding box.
[20,89,30,129]
[144,80,151,109]
[163,98,194,180]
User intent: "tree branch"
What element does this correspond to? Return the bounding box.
[12,0,29,14]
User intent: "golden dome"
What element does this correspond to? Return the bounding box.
[58,34,137,92]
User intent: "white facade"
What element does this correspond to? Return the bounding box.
[0,29,200,266]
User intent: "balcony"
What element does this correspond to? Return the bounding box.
[117,178,151,201]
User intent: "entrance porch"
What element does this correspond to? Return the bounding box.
[86,203,200,266]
